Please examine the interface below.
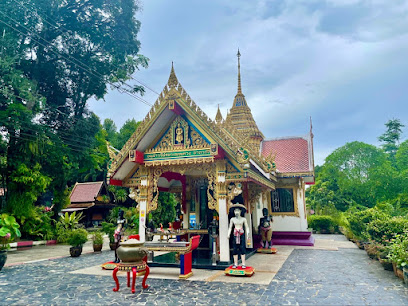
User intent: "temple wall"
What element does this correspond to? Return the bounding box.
[271,182,308,232]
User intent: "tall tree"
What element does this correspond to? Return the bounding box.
[378,119,405,158]
[115,119,140,149]
[0,0,148,217]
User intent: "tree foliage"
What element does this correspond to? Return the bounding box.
[307,120,407,214]
[0,0,147,229]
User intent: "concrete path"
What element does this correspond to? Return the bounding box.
[1,234,408,305]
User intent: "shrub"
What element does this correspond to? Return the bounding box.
[101,222,116,243]
[367,217,408,244]
[0,214,21,250]
[55,212,84,243]
[308,215,338,233]
[346,208,388,240]
[67,229,88,247]
[386,233,408,269]
[19,207,55,241]
[92,231,104,245]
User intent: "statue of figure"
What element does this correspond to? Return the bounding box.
[258,208,273,249]
[114,209,126,263]
[175,123,183,144]
[227,204,249,269]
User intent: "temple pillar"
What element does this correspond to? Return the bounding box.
[138,167,149,242]
[216,160,229,262]
[218,198,230,262]
[138,200,147,242]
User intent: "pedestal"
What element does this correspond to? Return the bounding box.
[112,261,149,294]
[257,247,277,254]
[224,265,255,277]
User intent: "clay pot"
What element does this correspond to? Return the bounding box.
[93,244,103,252]
[70,246,83,257]
[109,242,116,251]
[116,239,147,264]
[0,250,7,271]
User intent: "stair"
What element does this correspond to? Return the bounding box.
[271,231,315,246]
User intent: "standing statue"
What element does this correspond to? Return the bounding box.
[227,203,249,269]
[114,209,126,263]
[259,208,273,249]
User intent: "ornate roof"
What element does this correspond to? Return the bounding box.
[225,50,264,151]
[109,64,277,187]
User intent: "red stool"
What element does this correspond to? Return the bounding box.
[112,261,149,294]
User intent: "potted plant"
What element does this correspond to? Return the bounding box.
[92,231,104,252]
[102,222,116,250]
[0,214,22,271]
[67,228,88,257]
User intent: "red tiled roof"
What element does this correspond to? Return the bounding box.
[261,137,312,173]
[70,182,103,203]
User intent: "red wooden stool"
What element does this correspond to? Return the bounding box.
[112,261,149,294]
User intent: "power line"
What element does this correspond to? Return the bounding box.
[11,0,160,96]
[10,133,109,157]
[0,13,153,107]
[0,85,108,148]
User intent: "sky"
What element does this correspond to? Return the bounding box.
[88,0,408,166]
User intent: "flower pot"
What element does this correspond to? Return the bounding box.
[392,262,398,276]
[93,244,103,252]
[379,259,393,271]
[69,246,83,257]
[397,267,404,280]
[403,267,408,285]
[109,242,116,251]
[0,250,7,271]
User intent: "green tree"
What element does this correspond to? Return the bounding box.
[378,119,405,159]
[151,192,177,228]
[0,0,148,221]
[103,118,118,147]
[115,119,140,149]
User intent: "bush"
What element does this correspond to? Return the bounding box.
[67,229,88,247]
[346,208,388,240]
[386,233,408,269]
[0,214,21,250]
[19,207,55,241]
[55,212,84,243]
[367,217,408,244]
[308,215,338,233]
[92,231,104,245]
[101,222,116,243]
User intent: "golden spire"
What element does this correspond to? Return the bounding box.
[237,48,242,94]
[215,104,223,124]
[167,61,179,88]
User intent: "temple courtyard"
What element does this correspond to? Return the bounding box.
[1,235,408,305]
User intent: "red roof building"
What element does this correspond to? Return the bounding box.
[63,181,115,227]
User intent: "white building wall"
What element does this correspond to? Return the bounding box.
[271,182,308,232]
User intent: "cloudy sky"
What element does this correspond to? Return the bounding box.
[88,0,408,165]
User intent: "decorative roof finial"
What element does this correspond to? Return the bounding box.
[168,61,179,88]
[215,104,223,124]
[237,48,242,94]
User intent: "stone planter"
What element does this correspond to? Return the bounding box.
[109,242,116,251]
[403,267,408,285]
[70,246,83,257]
[116,239,147,264]
[93,244,103,252]
[392,262,404,279]
[0,250,7,271]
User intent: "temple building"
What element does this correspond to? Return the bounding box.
[107,51,315,264]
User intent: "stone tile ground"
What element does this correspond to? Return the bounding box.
[1,236,408,305]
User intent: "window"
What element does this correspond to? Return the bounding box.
[271,188,295,213]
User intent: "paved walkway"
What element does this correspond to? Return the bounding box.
[1,235,408,305]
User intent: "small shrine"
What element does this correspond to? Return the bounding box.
[107,51,315,266]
